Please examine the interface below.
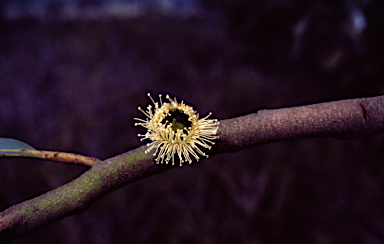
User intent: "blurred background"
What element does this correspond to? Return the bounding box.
[1,0,384,243]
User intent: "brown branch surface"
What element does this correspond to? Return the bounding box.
[216,95,384,152]
[0,149,100,167]
[1,95,384,242]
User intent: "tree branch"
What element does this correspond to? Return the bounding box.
[0,149,100,167]
[1,95,384,242]
[215,95,384,152]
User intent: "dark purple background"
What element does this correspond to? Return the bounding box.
[1,1,384,243]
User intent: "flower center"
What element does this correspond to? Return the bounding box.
[162,109,192,133]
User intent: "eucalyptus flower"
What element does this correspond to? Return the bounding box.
[134,93,219,166]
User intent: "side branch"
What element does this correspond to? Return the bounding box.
[0,149,100,167]
[1,95,384,242]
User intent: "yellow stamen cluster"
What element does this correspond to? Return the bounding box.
[134,93,219,166]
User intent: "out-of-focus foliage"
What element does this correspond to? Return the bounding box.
[0,138,35,151]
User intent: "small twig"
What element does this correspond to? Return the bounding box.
[0,149,100,167]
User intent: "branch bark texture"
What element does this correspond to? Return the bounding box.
[216,95,383,152]
[1,95,384,242]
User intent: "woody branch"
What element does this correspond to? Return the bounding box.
[1,95,384,243]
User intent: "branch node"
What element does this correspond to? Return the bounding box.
[359,102,367,125]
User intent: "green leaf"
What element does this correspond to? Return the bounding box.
[0,138,36,150]
[0,138,37,157]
